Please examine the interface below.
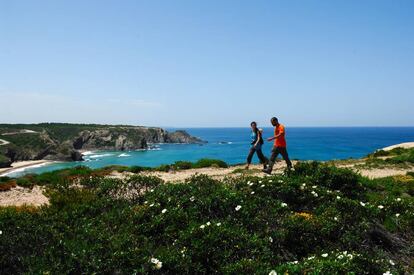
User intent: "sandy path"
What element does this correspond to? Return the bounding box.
[356,167,414,179]
[110,161,293,182]
[0,139,10,146]
[0,186,49,207]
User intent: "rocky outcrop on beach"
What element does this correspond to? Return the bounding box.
[0,123,204,164]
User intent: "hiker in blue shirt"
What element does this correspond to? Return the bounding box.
[246,121,269,169]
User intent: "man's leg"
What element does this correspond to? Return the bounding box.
[279,147,292,169]
[263,147,280,174]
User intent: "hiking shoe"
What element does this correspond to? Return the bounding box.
[262,169,271,174]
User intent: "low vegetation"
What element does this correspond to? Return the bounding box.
[1,161,413,274]
[353,147,414,169]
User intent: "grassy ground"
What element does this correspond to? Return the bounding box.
[0,162,413,274]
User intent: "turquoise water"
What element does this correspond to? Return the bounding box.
[5,127,414,177]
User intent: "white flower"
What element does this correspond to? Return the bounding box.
[321,253,328,257]
[338,254,344,259]
[278,180,283,183]
[259,180,262,184]
[248,182,254,186]
[200,224,205,229]
[151,257,163,268]
[383,271,392,275]
[261,184,265,188]
[334,217,338,221]
[161,209,167,214]
[150,203,155,207]
[378,205,384,209]
[235,205,242,211]
[269,270,277,275]
[293,260,298,264]
[327,190,332,193]
[360,202,366,207]
[311,191,318,197]
[155,261,162,269]
[312,185,317,189]
[396,198,401,202]
[389,259,395,266]
[150,189,154,192]
[206,221,211,226]
[0,230,2,235]
[395,213,400,217]
[281,202,288,207]
[190,196,195,202]
[302,183,306,186]
[144,201,148,204]
[151,257,159,264]
[348,254,353,259]
[216,222,221,226]
[336,196,341,200]
[269,236,273,243]
[269,180,273,183]
[251,191,255,195]
[307,256,315,260]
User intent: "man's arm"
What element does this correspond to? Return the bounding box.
[267,126,284,141]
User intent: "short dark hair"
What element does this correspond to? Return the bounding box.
[250,121,257,126]
[271,117,278,122]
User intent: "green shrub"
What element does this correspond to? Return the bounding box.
[0,162,412,274]
[292,162,363,198]
[0,176,11,183]
[155,164,172,172]
[193,158,228,168]
[16,177,34,188]
[173,161,193,170]
[126,165,150,173]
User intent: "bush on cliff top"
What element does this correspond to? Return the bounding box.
[0,163,413,274]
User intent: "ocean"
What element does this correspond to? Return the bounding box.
[5,127,414,177]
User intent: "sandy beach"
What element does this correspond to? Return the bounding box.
[0,160,52,177]
[381,142,414,151]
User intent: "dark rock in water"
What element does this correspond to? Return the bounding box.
[71,150,84,161]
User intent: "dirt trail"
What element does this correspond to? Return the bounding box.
[0,186,49,207]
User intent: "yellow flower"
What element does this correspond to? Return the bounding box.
[293,212,313,220]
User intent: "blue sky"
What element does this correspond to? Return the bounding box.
[1,0,413,127]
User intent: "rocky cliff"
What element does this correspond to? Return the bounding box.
[0,124,205,166]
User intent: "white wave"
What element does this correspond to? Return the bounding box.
[135,147,162,151]
[118,153,131,157]
[218,141,233,145]
[81,151,95,156]
[88,153,113,159]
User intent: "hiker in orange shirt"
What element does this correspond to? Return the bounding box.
[263,117,292,174]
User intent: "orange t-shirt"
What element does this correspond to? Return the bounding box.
[274,124,287,147]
